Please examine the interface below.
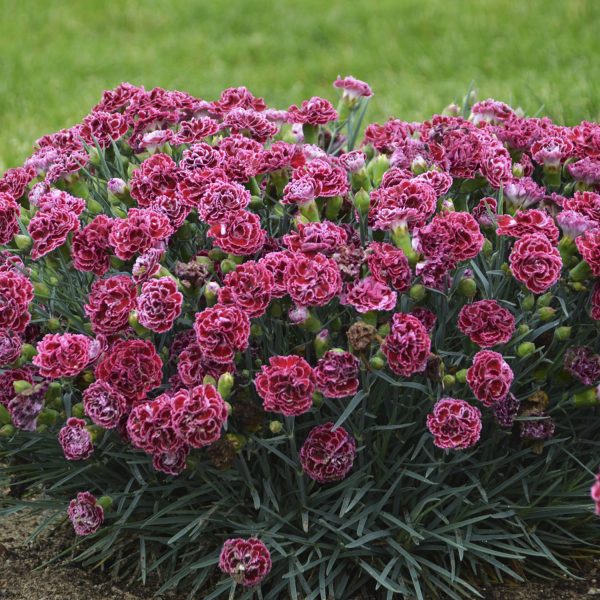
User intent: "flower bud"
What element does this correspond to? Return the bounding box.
[19,344,37,363]
[512,162,524,178]
[536,292,553,308]
[107,178,127,196]
[128,311,151,337]
[521,294,535,311]
[325,195,343,220]
[314,330,330,358]
[482,239,493,257]
[457,278,477,298]
[250,323,263,338]
[442,374,456,389]
[0,403,11,425]
[203,375,217,387]
[220,258,238,274]
[204,281,220,306]
[369,355,385,370]
[71,402,85,418]
[312,391,323,407]
[0,424,15,437]
[367,155,390,187]
[569,259,593,282]
[87,199,104,214]
[410,156,428,175]
[517,342,536,358]
[517,324,530,335]
[377,323,390,337]
[250,195,264,210]
[13,380,32,394]
[536,306,556,321]
[353,188,370,215]
[409,284,427,302]
[571,388,598,407]
[269,420,283,434]
[96,495,113,511]
[46,318,62,333]
[33,282,50,297]
[455,369,468,384]
[217,372,234,400]
[14,234,32,250]
[443,103,461,117]
[37,408,60,426]
[555,326,572,340]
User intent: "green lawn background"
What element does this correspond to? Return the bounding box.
[1,0,600,169]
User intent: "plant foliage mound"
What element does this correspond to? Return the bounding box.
[1,79,600,599]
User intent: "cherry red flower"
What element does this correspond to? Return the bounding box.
[95,339,163,403]
[254,355,316,416]
[171,384,228,448]
[285,252,342,307]
[68,492,104,536]
[299,422,356,483]
[58,417,94,461]
[219,538,272,588]
[218,261,274,318]
[33,333,92,379]
[137,277,183,333]
[382,313,431,377]
[467,350,514,407]
[194,304,250,364]
[426,397,482,450]
[314,350,360,398]
[85,275,137,334]
[509,233,562,293]
[458,300,515,348]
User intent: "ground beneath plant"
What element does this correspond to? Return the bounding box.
[0,510,598,600]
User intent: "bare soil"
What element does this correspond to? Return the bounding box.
[0,510,597,599]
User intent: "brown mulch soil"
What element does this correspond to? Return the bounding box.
[0,509,598,599]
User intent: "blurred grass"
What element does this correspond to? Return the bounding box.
[1,0,600,168]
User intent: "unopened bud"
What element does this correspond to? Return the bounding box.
[369,355,385,370]
[572,388,598,407]
[409,284,427,302]
[314,330,330,358]
[458,278,477,298]
[455,369,468,384]
[220,258,238,274]
[0,404,11,425]
[521,294,535,311]
[353,188,370,215]
[71,403,85,419]
[14,234,32,250]
[204,281,220,306]
[536,292,553,308]
[410,156,428,175]
[517,324,530,336]
[37,408,59,426]
[217,372,234,400]
[442,374,456,389]
[13,380,32,394]
[517,342,536,358]
[46,317,60,331]
[20,343,37,361]
[269,420,283,434]
[555,326,572,340]
[0,424,15,437]
[96,495,113,511]
[203,375,217,387]
[367,155,390,186]
[536,306,556,321]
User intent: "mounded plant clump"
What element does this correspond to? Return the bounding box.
[1,79,600,599]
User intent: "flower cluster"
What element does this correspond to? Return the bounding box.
[2,79,600,592]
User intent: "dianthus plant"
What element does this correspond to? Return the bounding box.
[1,79,600,599]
